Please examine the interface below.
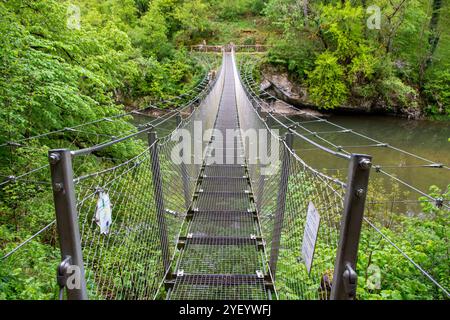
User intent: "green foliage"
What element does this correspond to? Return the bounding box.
[423,67,450,118]
[202,0,268,46]
[129,5,169,58]
[378,76,418,110]
[357,185,449,299]
[267,37,317,79]
[263,0,304,32]
[173,0,211,45]
[0,0,210,143]
[307,52,348,109]
[212,0,262,21]
[0,240,59,300]
[0,0,211,300]
[263,0,450,116]
[275,172,449,300]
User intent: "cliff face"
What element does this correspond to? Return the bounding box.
[261,65,424,119]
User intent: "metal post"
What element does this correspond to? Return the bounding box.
[148,129,171,272]
[331,154,372,300]
[176,114,191,210]
[269,130,293,278]
[48,149,88,300]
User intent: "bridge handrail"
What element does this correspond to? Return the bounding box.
[234,52,351,161]
[70,62,224,157]
[232,48,372,299]
[239,55,450,209]
[47,52,227,300]
[237,54,450,299]
[191,44,271,53]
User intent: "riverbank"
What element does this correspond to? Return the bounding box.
[261,64,434,120]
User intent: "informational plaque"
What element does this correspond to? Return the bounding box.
[301,202,321,274]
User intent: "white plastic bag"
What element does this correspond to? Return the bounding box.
[95,191,112,234]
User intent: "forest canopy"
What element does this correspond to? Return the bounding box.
[0,0,215,146]
[1,0,448,131]
[262,0,449,118]
[0,0,213,299]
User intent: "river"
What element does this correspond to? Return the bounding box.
[133,112,450,214]
[287,114,450,214]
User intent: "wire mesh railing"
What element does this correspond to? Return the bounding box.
[231,50,373,300]
[236,53,450,299]
[191,44,270,54]
[46,51,226,300]
[167,53,275,300]
[74,149,162,299]
[0,53,221,301]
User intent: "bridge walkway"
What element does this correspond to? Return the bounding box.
[168,54,272,300]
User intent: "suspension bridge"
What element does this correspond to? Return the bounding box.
[1,46,449,300]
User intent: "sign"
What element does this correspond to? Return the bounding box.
[95,191,112,234]
[301,202,321,274]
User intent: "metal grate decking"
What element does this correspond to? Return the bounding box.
[195,192,254,212]
[189,211,256,237]
[178,241,263,274]
[203,165,246,177]
[169,275,268,300]
[199,177,249,192]
[168,53,272,300]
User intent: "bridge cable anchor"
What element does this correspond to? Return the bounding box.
[177,270,184,277]
[56,255,72,300]
[435,198,443,209]
[342,263,358,299]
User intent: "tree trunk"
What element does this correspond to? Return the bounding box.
[303,0,309,24]
[419,0,442,84]
[426,0,442,68]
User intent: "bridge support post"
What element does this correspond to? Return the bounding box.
[268,130,293,279]
[176,114,191,210]
[48,149,88,300]
[331,154,372,300]
[148,129,171,273]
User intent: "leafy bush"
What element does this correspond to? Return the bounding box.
[357,185,450,300]
[0,0,211,300]
[267,37,317,79]
[214,0,261,21]
[378,76,418,111]
[263,0,449,117]
[307,52,348,109]
[423,68,450,118]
